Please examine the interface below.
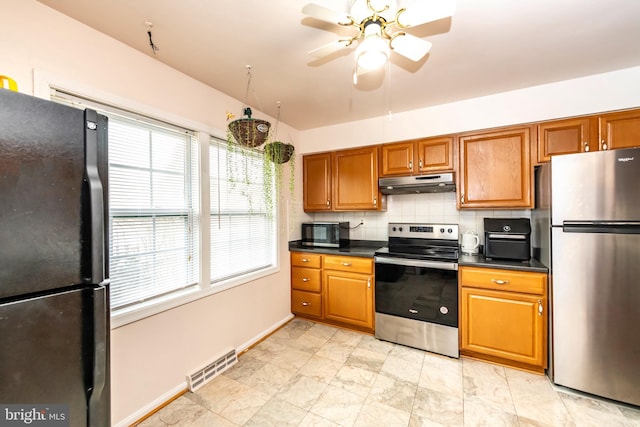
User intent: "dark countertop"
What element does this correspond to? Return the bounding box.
[288,240,385,258]
[458,253,549,273]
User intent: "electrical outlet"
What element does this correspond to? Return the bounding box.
[359,218,365,226]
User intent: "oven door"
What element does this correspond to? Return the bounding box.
[374,256,458,328]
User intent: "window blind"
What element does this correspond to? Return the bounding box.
[209,138,276,282]
[51,90,200,310]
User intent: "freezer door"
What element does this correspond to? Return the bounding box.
[0,286,110,426]
[0,90,85,297]
[551,227,640,406]
[551,147,640,224]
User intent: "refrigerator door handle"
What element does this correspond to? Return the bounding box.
[88,285,109,427]
[563,221,640,234]
[84,109,105,284]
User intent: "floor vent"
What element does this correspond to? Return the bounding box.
[186,348,237,392]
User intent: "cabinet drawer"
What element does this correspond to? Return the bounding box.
[291,290,322,317]
[460,266,546,295]
[291,267,322,292]
[291,252,322,268]
[323,255,373,274]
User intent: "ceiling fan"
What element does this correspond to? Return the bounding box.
[303,0,456,79]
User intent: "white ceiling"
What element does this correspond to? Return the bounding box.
[36,0,640,130]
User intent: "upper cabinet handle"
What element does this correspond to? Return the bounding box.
[602,139,608,150]
[373,197,377,207]
[419,159,423,168]
[583,141,589,152]
[408,160,412,170]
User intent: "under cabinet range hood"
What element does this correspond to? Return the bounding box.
[379,173,455,194]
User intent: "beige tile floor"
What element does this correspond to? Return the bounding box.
[138,319,640,427]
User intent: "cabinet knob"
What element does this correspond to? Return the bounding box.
[302,278,310,282]
[602,140,608,150]
[538,299,543,316]
[583,141,589,152]
[301,302,310,307]
[491,279,510,285]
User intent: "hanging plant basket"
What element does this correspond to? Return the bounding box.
[264,141,295,164]
[228,117,271,148]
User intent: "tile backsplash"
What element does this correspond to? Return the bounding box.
[291,192,531,243]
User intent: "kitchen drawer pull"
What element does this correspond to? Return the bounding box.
[301,258,310,262]
[408,309,418,314]
[491,279,510,285]
[342,262,352,267]
[302,278,310,282]
[301,302,311,307]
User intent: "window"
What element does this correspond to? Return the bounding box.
[50,89,200,311]
[209,137,276,283]
[109,118,199,309]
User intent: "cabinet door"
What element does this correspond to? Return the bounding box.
[599,109,640,150]
[303,153,332,211]
[417,137,454,172]
[458,127,532,209]
[537,117,594,163]
[323,270,373,330]
[333,147,381,210]
[461,287,546,368]
[380,141,414,176]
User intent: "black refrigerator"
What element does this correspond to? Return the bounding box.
[0,89,110,426]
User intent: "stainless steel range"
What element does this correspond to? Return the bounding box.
[374,223,459,358]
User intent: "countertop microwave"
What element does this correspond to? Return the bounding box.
[301,222,350,248]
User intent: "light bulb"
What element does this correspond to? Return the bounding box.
[354,23,389,70]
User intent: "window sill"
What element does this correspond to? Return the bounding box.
[110,265,280,329]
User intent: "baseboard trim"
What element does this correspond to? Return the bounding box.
[119,313,295,426]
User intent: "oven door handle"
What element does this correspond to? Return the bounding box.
[374,256,458,271]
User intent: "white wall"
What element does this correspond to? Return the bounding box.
[2,2,298,425]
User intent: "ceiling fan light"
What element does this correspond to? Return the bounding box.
[355,34,389,70]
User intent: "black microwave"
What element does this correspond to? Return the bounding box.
[301,222,350,248]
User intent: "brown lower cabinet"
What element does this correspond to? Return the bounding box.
[291,252,374,332]
[459,266,547,373]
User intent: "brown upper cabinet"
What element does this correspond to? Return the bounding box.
[303,152,333,211]
[333,146,382,211]
[458,126,533,209]
[380,136,454,176]
[303,146,384,212]
[537,108,640,163]
[599,109,640,150]
[537,117,595,163]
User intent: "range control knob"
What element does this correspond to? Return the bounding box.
[399,227,403,232]
[448,228,453,234]
[440,228,445,233]
[392,227,396,231]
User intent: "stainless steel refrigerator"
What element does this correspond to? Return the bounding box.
[0,89,110,426]
[533,147,640,407]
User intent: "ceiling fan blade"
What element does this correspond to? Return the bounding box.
[308,39,352,58]
[397,0,456,27]
[390,32,432,61]
[302,3,352,25]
